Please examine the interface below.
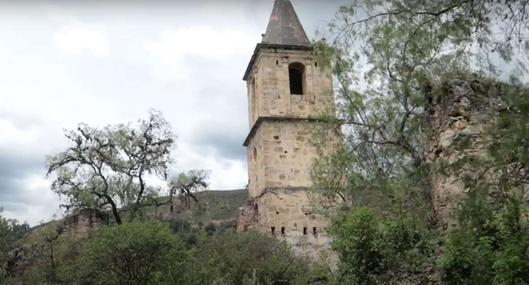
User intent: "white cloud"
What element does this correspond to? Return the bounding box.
[54,22,110,57]
[0,119,38,147]
[172,143,247,190]
[144,26,257,82]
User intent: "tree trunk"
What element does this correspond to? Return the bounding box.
[107,197,122,225]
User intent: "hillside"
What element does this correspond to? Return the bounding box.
[17,189,248,250]
[150,189,248,226]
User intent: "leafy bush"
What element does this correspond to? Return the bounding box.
[330,208,436,284]
[441,193,529,284]
[75,221,184,285]
[165,231,321,285]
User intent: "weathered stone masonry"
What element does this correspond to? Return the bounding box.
[425,78,507,226]
[237,0,337,258]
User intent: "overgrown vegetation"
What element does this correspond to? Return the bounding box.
[3,220,325,285]
[311,0,529,283]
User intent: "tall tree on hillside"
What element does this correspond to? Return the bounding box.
[168,170,209,211]
[47,110,175,224]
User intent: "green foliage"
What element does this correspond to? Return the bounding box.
[312,0,529,283]
[166,232,320,285]
[441,194,529,284]
[439,87,529,284]
[75,222,183,285]
[330,208,436,284]
[8,221,321,285]
[0,213,9,283]
[0,213,31,283]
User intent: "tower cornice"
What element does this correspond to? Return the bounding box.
[243,116,324,147]
[242,43,312,81]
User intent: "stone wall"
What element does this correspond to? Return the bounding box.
[242,44,337,260]
[425,79,503,225]
[236,189,332,261]
[247,120,319,198]
[246,48,334,127]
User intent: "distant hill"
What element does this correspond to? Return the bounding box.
[24,189,248,240]
[150,189,248,226]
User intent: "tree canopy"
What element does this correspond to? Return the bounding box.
[47,111,180,224]
[312,0,529,283]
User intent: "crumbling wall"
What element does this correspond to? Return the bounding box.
[425,78,503,226]
[62,209,108,237]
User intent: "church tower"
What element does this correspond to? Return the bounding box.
[239,0,335,256]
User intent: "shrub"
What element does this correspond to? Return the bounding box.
[76,221,184,285]
[166,231,320,285]
[330,208,436,284]
[441,195,529,284]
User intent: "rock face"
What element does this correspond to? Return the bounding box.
[425,79,503,226]
[238,0,338,260]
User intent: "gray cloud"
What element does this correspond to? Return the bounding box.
[190,121,247,162]
[0,151,44,179]
[0,150,55,223]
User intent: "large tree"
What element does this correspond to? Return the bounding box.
[314,0,529,215]
[312,0,529,283]
[47,111,174,224]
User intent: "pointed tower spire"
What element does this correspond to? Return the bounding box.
[261,0,310,47]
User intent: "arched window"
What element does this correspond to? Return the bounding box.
[288,62,305,95]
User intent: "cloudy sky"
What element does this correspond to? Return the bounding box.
[0,0,348,225]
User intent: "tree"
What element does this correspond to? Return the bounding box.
[314,0,529,209]
[47,110,174,224]
[168,170,209,211]
[312,0,529,282]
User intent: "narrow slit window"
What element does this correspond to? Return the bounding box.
[303,227,307,235]
[313,227,317,235]
[271,227,276,235]
[289,62,305,95]
[281,227,285,235]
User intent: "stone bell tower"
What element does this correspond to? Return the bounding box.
[238,0,335,257]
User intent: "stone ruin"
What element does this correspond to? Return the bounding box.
[425,78,508,226]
